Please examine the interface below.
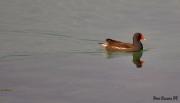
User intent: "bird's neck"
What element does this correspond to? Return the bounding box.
[133,39,143,49]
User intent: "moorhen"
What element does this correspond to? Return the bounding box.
[100,33,145,52]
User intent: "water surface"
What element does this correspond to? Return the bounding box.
[0,0,180,103]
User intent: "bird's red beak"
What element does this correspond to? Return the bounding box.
[141,34,146,40]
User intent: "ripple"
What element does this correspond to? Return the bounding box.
[0,54,31,60]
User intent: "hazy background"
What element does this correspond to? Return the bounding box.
[0,0,180,103]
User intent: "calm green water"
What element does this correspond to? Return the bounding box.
[0,0,180,103]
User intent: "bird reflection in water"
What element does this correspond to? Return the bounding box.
[104,49,144,68]
[132,50,144,68]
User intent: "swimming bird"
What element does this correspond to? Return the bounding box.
[100,33,145,52]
